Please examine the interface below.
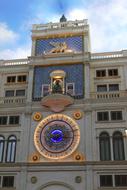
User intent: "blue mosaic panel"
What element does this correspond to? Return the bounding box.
[35,36,83,56]
[33,64,84,98]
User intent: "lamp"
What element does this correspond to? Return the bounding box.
[125,129,127,136]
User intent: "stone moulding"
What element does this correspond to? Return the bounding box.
[41,93,74,112]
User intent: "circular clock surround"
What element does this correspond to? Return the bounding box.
[33,112,42,121]
[34,114,80,159]
[73,110,83,120]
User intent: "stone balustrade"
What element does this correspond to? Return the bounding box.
[0,59,28,66]
[0,97,26,105]
[91,51,123,59]
[32,19,88,31]
[90,91,127,99]
[0,188,16,190]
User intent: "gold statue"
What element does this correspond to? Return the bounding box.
[43,42,73,54]
[52,79,63,93]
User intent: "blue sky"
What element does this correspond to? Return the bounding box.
[0,0,127,59]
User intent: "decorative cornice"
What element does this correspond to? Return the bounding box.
[0,160,127,167]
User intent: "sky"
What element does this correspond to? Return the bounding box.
[0,0,127,59]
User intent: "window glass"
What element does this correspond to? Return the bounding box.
[2,176,14,187]
[97,112,109,121]
[9,116,19,125]
[42,85,50,97]
[66,83,74,95]
[99,132,111,161]
[5,90,14,97]
[16,89,25,96]
[100,175,113,187]
[17,75,27,82]
[109,84,119,91]
[111,111,122,120]
[7,76,16,83]
[108,69,118,76]
[0,136,5,162]
[97,85,107,92]
[115,175,127,186]
[96,70,106,77]
[6,136,17,163]
[0,116,7,125]
[113,132,125,160]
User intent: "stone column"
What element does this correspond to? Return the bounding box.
[19,167,27,190]
[86,165,94,190]
[0,72,5,97]
[124,108,127,160]
[27,65,34,103]
[84,62,90,99]
[83,32,91,53]
[91,111,98,161]
[20,111,32,162]
[31,39,36,56]
[110,134,114,160]
[84,110,92,160]
[123,64,127,90]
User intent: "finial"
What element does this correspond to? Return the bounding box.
[60,15,67,22]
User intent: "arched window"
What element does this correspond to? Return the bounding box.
[6,135,17,163]
[99,132,111,161]
[0,136,5,162]
[113,131,125,160]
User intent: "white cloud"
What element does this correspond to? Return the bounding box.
[0,22,30,59]
[22,13,61,31]
[0,22,18,45]
[66,0,127,52]
[0,45,31,60]
[67,9,86,20]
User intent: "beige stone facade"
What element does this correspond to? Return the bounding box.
[0,18,127,190]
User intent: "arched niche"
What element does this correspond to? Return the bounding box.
[50,70,66,94]
[37,181,74,190]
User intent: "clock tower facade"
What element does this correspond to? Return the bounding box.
[0,16,127,190]
[29,17,91,190]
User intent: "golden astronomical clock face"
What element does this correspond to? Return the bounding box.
[34,114,80,159]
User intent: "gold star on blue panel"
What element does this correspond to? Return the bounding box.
[35,36,83,55]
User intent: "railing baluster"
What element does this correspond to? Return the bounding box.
[0,97,26,105]
[90,91,126,99]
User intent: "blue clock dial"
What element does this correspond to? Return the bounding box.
[41,122,73,153]
[51,130,63,143]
